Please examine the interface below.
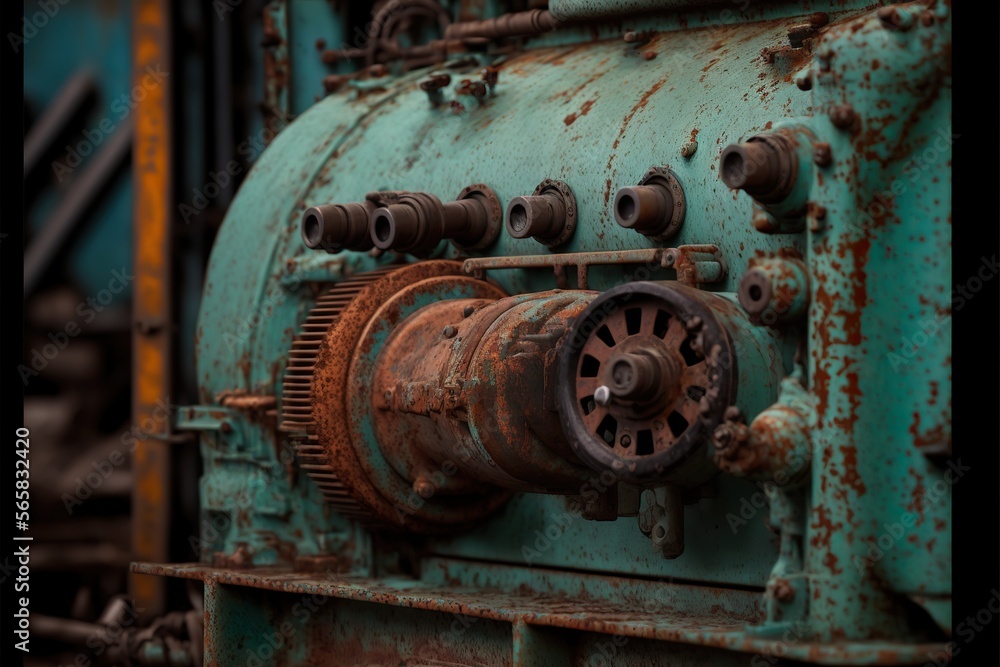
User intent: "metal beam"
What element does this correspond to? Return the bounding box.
[23,70,95,175]
[23,117,133,296]
[131,0,173,619]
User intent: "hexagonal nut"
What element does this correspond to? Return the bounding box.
[769,577,796,603]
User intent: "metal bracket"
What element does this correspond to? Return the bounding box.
[637,485,684,558]
[173,405,240,433]
[463,245,726,289]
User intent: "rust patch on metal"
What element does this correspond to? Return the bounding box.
[563,98,595,126]
[613,78,666,151]
[131,0,173,618]
[292,262,510,532]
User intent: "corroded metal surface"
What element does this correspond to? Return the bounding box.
[306,261,511,532]
[134,560,949,665]
[738,255,810,325]
[372,289,598,493]
[131,0,173,619]
[801,2,952,640]
[287,260,615,529]
[180,0,952,661]
[261,0,290,139]
[558,281,784,486]
[280,266,399,521]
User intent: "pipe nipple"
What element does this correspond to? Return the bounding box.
[719,133,798,204]
[301,201,377,253]
[613,167,685,241]
[504,180,576,248]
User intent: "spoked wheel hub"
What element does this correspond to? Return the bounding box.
[558,282,737,486]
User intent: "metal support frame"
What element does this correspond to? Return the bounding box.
[131,0,174,619]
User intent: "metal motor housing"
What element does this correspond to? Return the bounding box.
[175,1,953,663]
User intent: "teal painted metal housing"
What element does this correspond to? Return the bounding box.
[171,0,952,663]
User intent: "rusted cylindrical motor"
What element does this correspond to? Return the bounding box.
[720,132,799,204]
[374,290,597,493]
[613,167,685,241]
[302,200,378,253]
[371,186,501,255]
[738,256,810,325]
[287,262,599,532]
[505,179,577,248]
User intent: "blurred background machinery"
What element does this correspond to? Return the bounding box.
[23,0,397,662]
[22,0,952,665]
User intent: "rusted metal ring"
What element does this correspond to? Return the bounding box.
[302,261,510,532]
[452,183,503,251]
[280,266,399,522]
[637,166,686,242]
[534,178,577,249]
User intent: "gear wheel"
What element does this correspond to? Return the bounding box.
[280,266,398,522]
[280,261,510,532]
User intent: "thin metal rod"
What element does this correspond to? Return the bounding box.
[463,248,663,273]
[23,116,134,295]
[24,71,95,174]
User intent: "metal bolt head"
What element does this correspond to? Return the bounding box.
[413,478,435,498]
[877,6,914,31]
[620,434,632,447]
[323,75,348,94]
[713,425,732,450]
[813,142,833,166]
[772,578,796,603]
[481,67,498,88]
[681,141,698,158]
[817,47,832,72]
[830,104,856,130]
[685,316,703,333]
[442,325,458,338]
[420,74,451,92]
[594,385,612,406]
[462,305,475,318]
[808,203,828,233]
[611,361,635,388]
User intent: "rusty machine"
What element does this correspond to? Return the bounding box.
[135,0,953,664]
